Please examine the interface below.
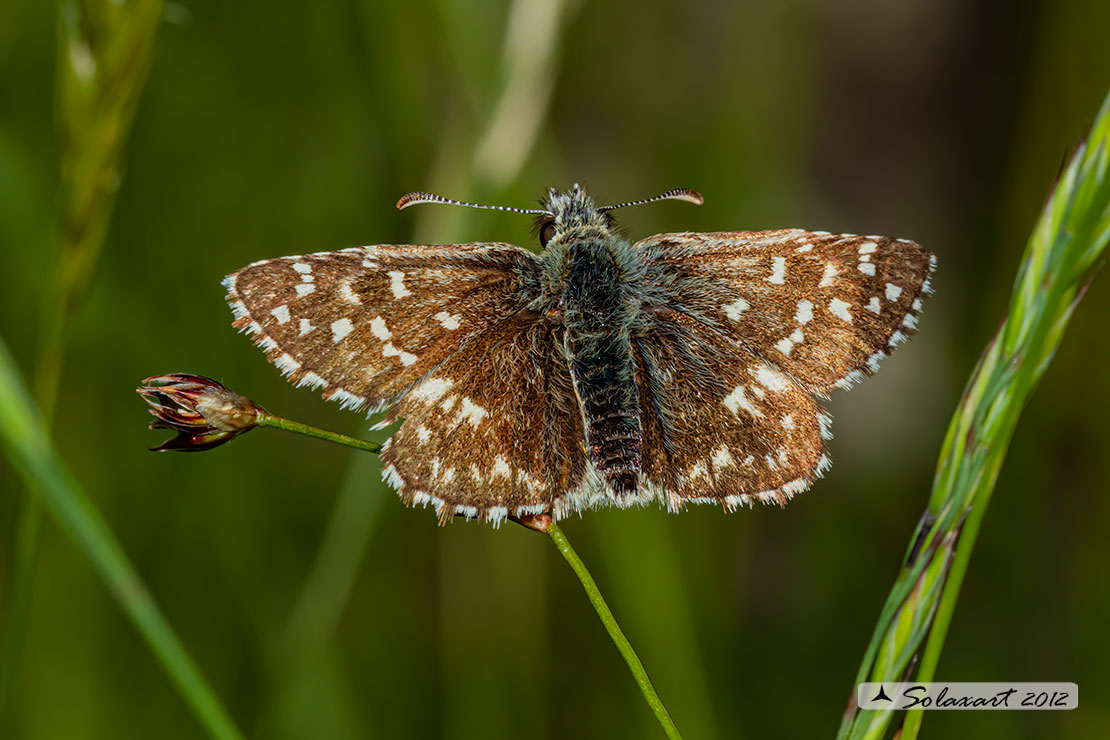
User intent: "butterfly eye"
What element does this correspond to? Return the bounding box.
[539,220,557,247]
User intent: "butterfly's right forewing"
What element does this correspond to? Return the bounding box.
[225,243,540,414]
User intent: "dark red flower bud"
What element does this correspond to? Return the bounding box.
[137,373,260,452]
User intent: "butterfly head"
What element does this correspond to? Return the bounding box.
[533,184,607,247]
[396,185,704,249]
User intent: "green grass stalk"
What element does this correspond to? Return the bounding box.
[1,0,164,726]
[0,340,244,740]
[838,87,1110,740]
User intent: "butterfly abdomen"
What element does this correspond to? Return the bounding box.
[561,240,643,496]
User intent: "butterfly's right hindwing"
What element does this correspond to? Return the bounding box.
[225,243,541,414]
[380,314,591,526]
[635,307,830,510]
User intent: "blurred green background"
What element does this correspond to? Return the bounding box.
[2,1,1109,738]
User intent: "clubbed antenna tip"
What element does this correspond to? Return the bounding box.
[396,191,550,215]
[598,188,705,212]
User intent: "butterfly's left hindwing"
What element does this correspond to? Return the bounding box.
[225,243,540,415]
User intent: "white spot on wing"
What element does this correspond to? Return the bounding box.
[388,271,412,298]
[339,280,361,304]
[328,389,365,410]
[858,262,876,275]
[370,316,392,340]
[299,318,315,335]
[292,262,312,274]
[711,446,734,469]
[818,412,833,440]
[295,283,315,297]
[752,364,790,392]
[828,298,852,323]
[767,256,787,284]
[724,385,763,418]
[381,464,404,492]
[885,283,903,301]
[858,242,878,254]
[867,296,881,314]
[795,299,814,324]
[819,262,838,287]
[383,342,418,366]
[298,371,327,390]
[434,311,461,330]
[331,318,354,342]
[275,353,300,374]
[411,377,452,403]
[270,305,290,324]
[723,297,750,321]
[457,398,488,426]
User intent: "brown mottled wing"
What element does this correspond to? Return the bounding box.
[636,230,934,393]
[634,307,830,509]
[379,314,589,525]
[224,243,540,414]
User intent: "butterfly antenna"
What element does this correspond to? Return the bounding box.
[396,191,550,215]
[597,188,705,212]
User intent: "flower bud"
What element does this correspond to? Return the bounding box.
[137,373,260,451]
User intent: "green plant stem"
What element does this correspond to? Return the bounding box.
[256,411,382,453]
[545,523,684,740]
[0,341,244,740]
[1,0,164,726]
[256,409,683,739]
[838,87,1110,740]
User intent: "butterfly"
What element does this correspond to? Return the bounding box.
[224,185,934,525]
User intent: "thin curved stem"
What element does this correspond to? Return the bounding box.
[545,522,684,740]
[255,411,382,453]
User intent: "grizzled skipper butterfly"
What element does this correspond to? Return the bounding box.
[224,185,934,525]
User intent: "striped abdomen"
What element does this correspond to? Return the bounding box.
[562,241,642,496]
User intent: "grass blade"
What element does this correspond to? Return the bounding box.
[838,87,1110,740]
[0,339,245,740]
